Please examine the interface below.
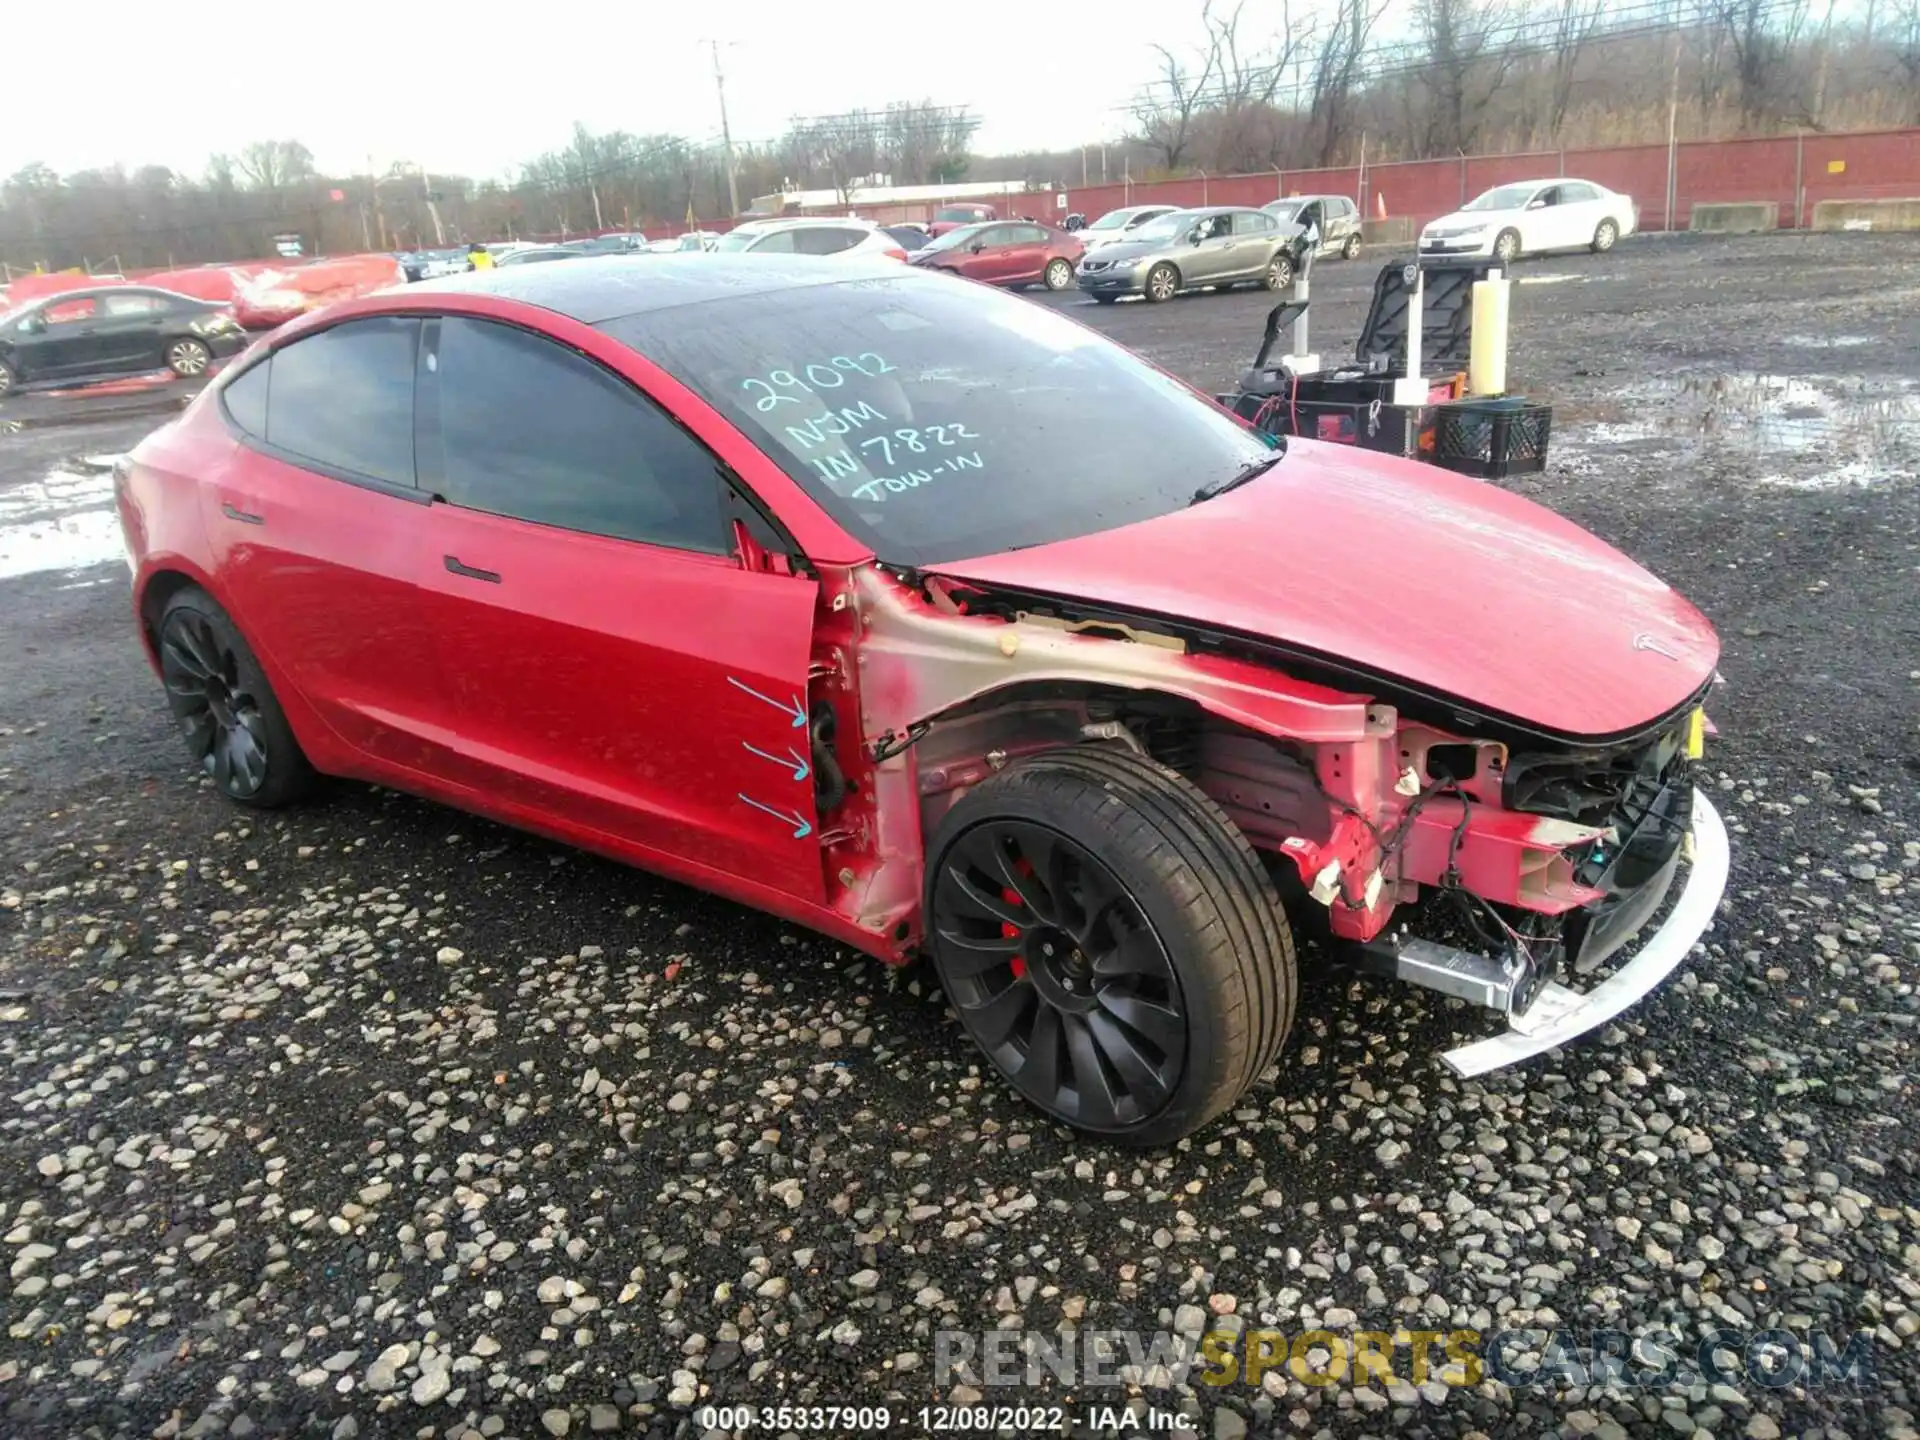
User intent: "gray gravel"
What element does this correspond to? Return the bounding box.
[1,234,1916,1437]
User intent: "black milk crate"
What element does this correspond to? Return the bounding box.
[1431,398,1553,478]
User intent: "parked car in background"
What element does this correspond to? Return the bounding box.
[714,218,908,260]
[1262,195,1364,260]
[572,233,648,254]
[1079,204,1179,251]
[112,254,1725,1144]
[1076,206,1300,303]
[398,249,470,282]
[0,286,246,396]
[908,221,1084,290]
[494,246,592,268]
[883,225,931,252]
[646,232,721,254]
[927,202,997,237]
[1421,179,1637,263]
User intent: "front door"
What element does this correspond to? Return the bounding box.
[31,296,112,379]
[1186,213,1238,281]
[412,314,825,901]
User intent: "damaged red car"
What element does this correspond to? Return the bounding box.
[115,257,1728,1145]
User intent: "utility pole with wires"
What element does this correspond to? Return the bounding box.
[704,38,742,217]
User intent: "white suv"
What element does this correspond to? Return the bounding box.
[713,219,908,261]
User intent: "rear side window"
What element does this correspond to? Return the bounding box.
[222,364,269,437]
[791,228,862,256]
[266,316,420,487]
[1232,211,1276,235]
[429,317,728,553]
[103,292,168,316]
[1011,225,1049,243]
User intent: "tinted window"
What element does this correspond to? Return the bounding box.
[222,363,269,437]
[266,316,420,487]
[792,227,862,256]
[605,274,1271,567]
[430,317,727,553]
[103,292,169,316]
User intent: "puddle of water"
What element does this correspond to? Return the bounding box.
[0,467,126,579]
[1778,334,1873,349]
[1562,373,1920,489]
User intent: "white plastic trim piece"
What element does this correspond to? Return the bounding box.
[1441,790,1730,1079]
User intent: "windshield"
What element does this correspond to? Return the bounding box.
[1088,208,1139,231]
[1126,210,1199,245]
[604,275,1271,566]
[934,207,984,223]
[1266,201,1302,222]
[1463,184,1540,213]
[920,223,988,254]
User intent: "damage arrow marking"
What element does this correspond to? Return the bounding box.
[743,742,810,782]
[739,793,813,840]
[727,676,808,728]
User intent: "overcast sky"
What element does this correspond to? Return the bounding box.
[5,1,1166,182]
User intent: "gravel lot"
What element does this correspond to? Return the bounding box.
[1,233,1916,1439]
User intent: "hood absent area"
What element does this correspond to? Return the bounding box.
[931,441,1720,742]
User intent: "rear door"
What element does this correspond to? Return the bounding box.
[1000,224,1051,284]
[1230,210,1278,277]
[201,318,454,775]
[1554,182,1605,248]
[96,291,173,370]
[412,314,824,900]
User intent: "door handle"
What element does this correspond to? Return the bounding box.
[444,555,501,583]
[221,502,264,525]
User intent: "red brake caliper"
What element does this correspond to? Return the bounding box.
[1003,858,1033,978]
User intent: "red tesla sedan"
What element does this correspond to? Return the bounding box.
[907,220,1085,291]
[116,256,1725,1145]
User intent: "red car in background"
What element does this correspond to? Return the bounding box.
[908,220,1085,291]
[927,202,996,237]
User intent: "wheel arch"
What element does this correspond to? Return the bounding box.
[134,560,223,669]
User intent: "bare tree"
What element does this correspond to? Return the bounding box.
[1896,0,1920,121]
[1308,0,1390,164]
[1703,0,1811,128]
[1544,0,1606,140]
[1132,30,1224,171]
[1410,0,1519,154]
[783,112,882,204]
[233,141,315,192]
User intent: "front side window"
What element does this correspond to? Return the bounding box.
[44,297,98,325]
[429,317,728,553]
[266,316,420,487]
[605,275,1270,567]
[1464,184,1541,213]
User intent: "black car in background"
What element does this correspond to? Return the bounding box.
[0,287,248,398]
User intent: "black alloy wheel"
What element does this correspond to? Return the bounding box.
[933,818,1187,1131]
[926,747,1295,1145]
[156,589,314,807]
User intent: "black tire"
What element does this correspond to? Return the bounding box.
[1493,228,1522,265]
[1341,232,1363,260]
[1262,253,1295,291]
[1591,218,1619,253]
[1042,258,1074,291]
[157,587,316,808]
[0,358,15,398]
[926,745,1295,1146]
[1144,263,1179,303]
[165,337,212,378]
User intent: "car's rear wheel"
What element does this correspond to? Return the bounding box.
[1342,232,1363,260]
[1263,254,1295,291]
[1493,228,1522,265]
[1042,258,1074,291]
[1144,264,1179,303]
[927,746,1295,1145]
[1591,218,1619,253]
[0,359,15,397]
[157,587,315,808]
[166,338,212,378]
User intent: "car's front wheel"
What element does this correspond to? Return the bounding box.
[1042,258,1074,291]
[1263,254,1295,291]
[0,358,15,398]
[1591,218,1620,253]
[166,338,212,378]
[157,587,316,808]
[1144,264,1179,303]
[927,746,1296,1145]
[1493,229,1522,265]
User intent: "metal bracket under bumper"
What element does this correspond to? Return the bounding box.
[1441,790,1729,1079]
